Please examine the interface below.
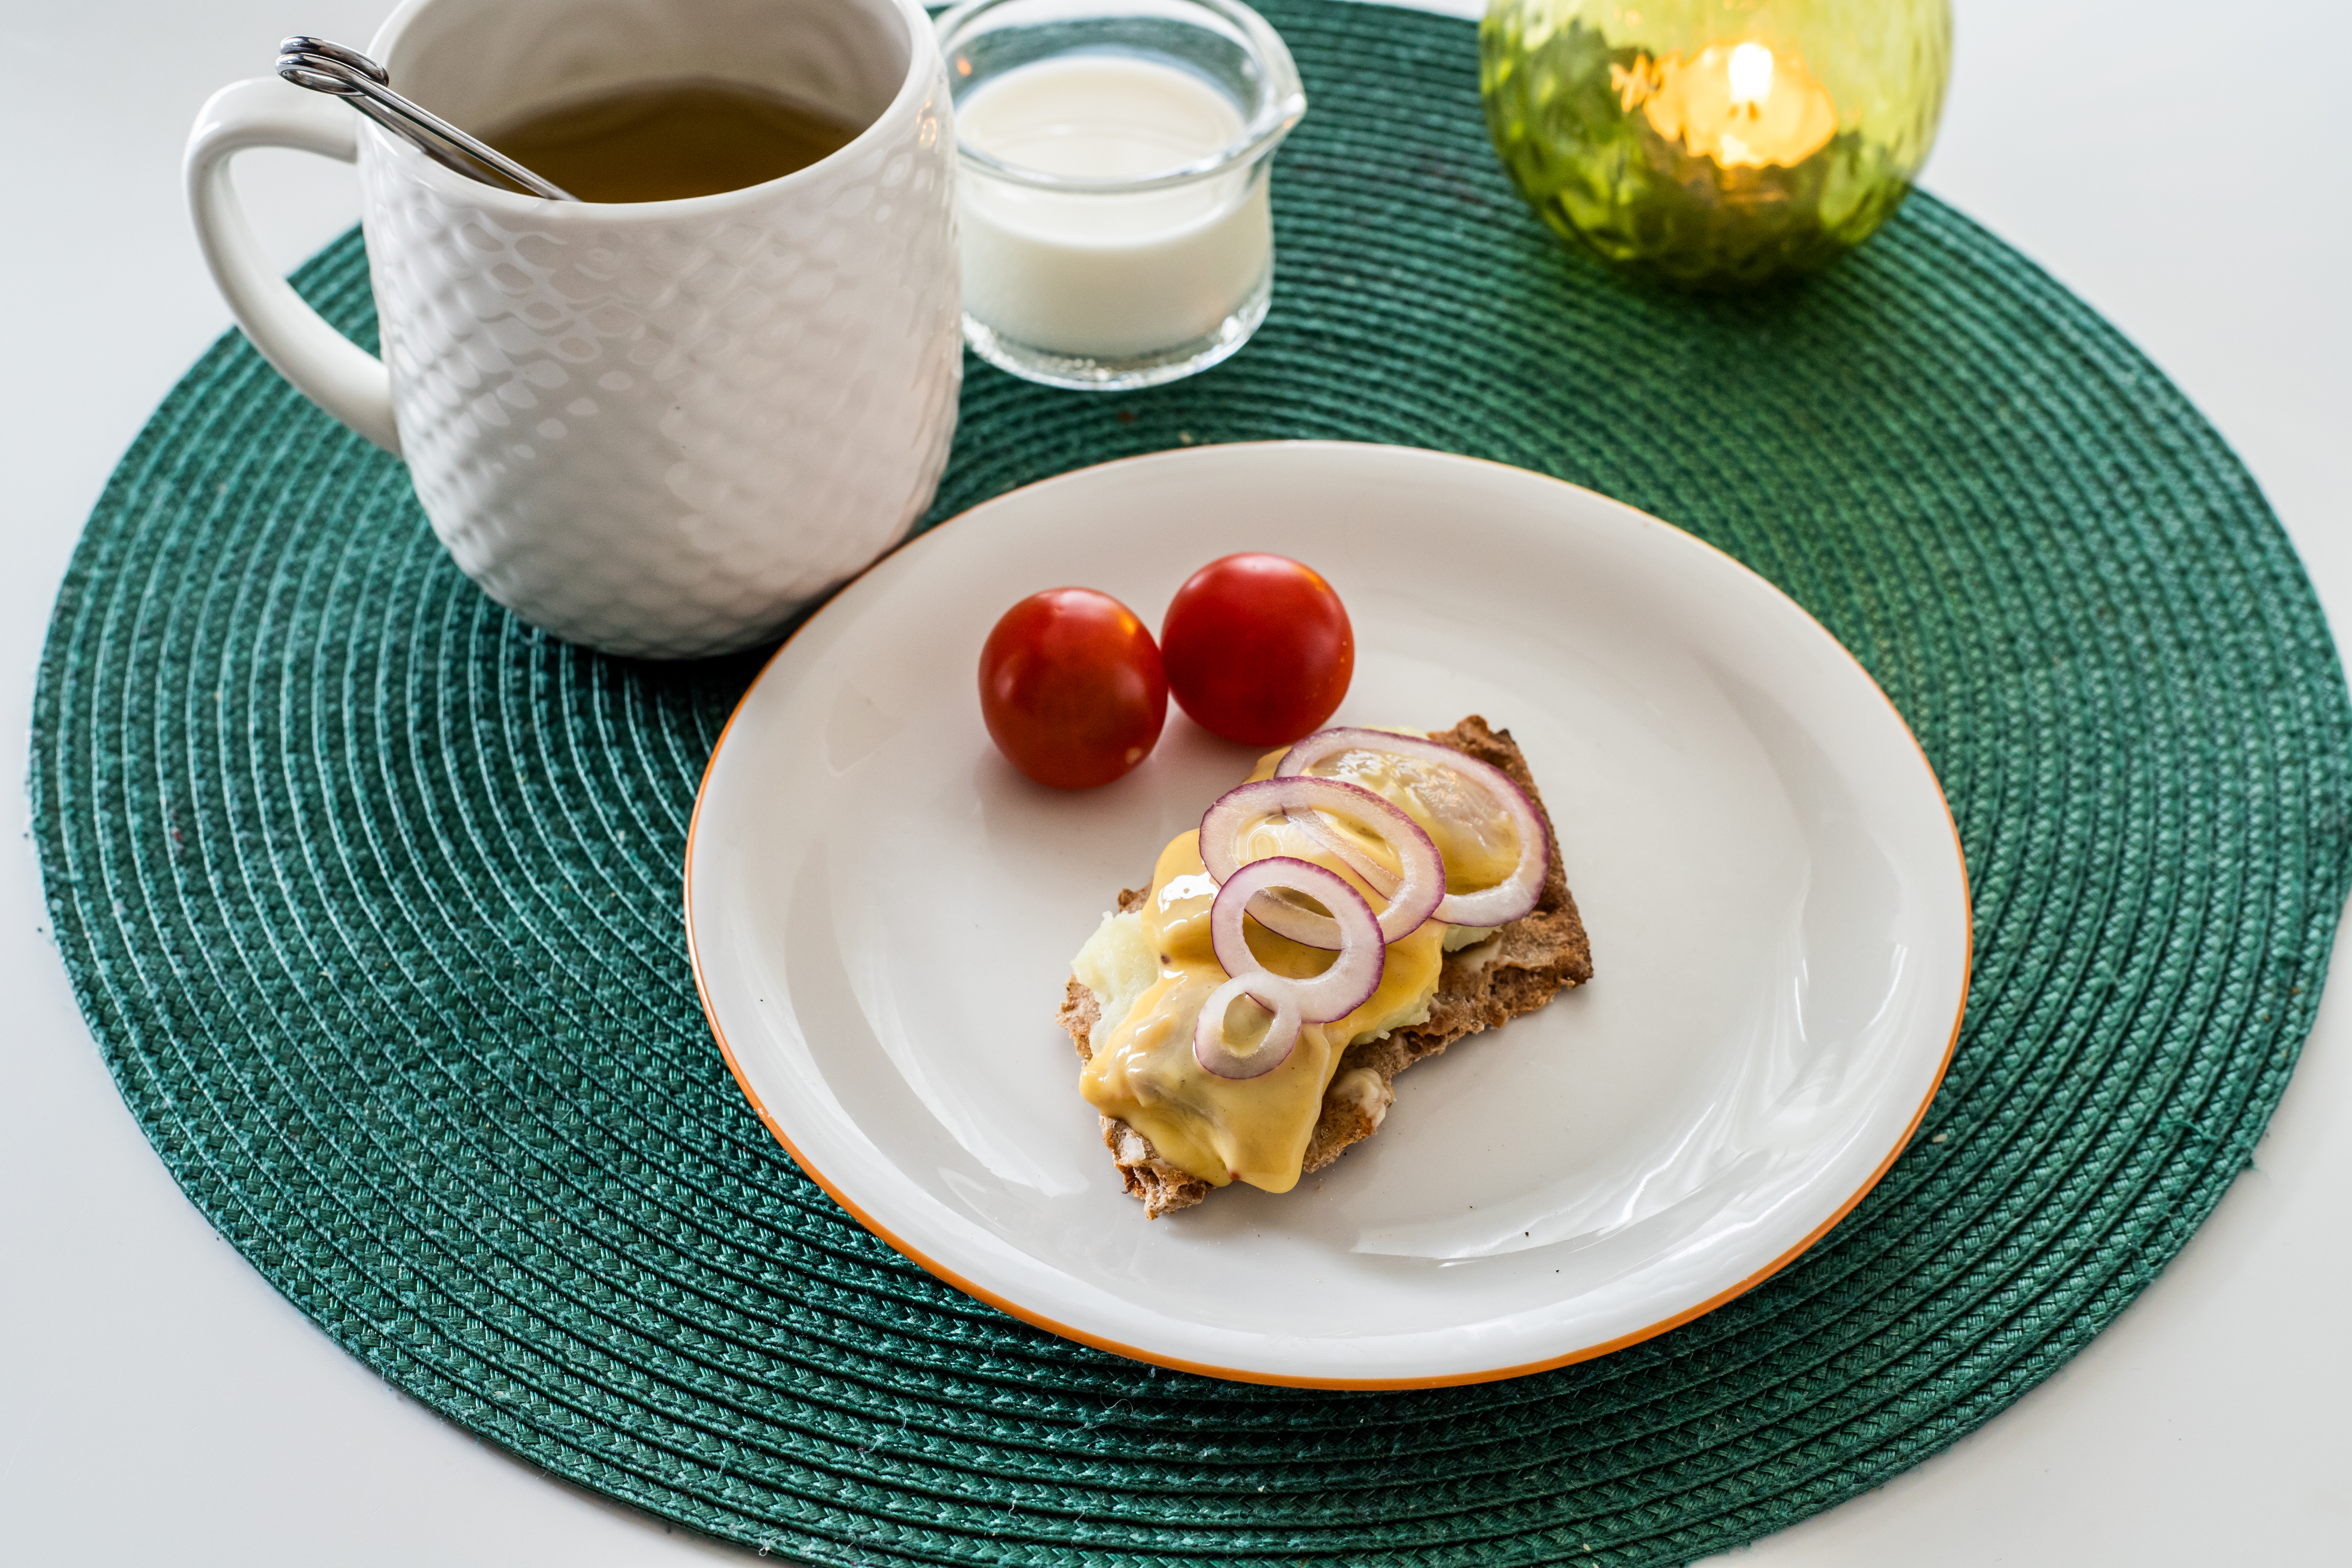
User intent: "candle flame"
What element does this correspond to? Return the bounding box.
[1615,40,1838,170]
[1726,41,1774,107]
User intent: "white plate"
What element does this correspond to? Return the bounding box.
[685,442,1968,1388]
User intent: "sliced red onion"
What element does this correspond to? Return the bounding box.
[1192,974,1302,1080]
[1209,858,1384,1023]
[1193,858,1385,1079]
[1289,813,1401,900]
[1198,777,1442,947]
[1277,727,1552,928]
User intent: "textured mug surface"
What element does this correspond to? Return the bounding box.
[194,0,962,657]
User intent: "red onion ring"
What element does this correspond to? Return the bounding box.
[1283,807,1402,900]
[1276,727,1551,928]
[1192,974,1303,1080]
[1193,859,1384,1079]
[1209,858,1384,1023]
[1198,777,1443,948]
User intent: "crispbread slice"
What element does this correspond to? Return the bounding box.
[1058,716,1592,1217]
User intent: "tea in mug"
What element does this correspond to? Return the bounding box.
[487,77,863,202]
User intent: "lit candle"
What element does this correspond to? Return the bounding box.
[1481,0,1949,288]
[1611,39,1838,169]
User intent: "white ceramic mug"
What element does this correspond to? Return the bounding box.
[187,0,962,658]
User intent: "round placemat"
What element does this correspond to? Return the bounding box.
[34,2,2352,1562]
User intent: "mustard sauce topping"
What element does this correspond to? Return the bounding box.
[1306,741,1522,894]
[1077,830,1445,1190]
[1074,743,1513,1193]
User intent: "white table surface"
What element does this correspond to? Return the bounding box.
[4,2,2346,1562]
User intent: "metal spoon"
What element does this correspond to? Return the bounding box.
[275,36,577,201]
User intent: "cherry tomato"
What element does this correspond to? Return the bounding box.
[978,588,1167,789]
[1160,554,1354,746]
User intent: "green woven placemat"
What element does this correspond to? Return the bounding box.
[33,3,2352,1562]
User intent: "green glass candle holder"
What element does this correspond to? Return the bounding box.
[1481,0,1951,289]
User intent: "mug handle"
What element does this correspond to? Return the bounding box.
[185,77,400,454]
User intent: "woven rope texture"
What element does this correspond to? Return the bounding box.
[32,3,2352,1563]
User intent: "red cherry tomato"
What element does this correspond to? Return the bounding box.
[1160,554,1354,746]
[978,588,1167,789]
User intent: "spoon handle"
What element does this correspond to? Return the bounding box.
[276,36,578,202]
